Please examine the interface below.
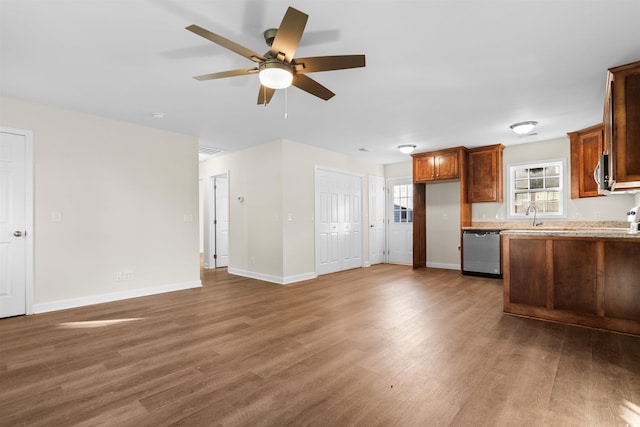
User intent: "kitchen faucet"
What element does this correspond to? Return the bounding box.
[525,203,543,227]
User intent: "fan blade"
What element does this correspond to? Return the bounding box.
[269,7,308,63]
[186,24,266,63]
[194,67,258,81]
[293,55,366,74]
[292,74,335,101]
[257,85,276,105]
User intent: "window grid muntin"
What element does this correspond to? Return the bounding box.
[393,184,413,223]
[509,159,565,218]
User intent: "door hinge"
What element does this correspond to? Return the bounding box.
[213,254,217,259]
[213,219,217,225]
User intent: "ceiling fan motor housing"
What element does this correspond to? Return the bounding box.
[263,28,278,47]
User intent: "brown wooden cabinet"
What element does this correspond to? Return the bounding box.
[503,234,640,336]
[604,60,640,191]
[568,123,604,198]
[468,144,504,203]
[411,146,471,269]
[412,147,463,183]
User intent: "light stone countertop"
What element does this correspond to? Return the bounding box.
[463,221,640,239]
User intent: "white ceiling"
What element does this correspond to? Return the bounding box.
[2,0,640,164]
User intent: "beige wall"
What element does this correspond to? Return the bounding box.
[472,137,635,222]
[426,181,461,268]
[384,160,411,178]
[1,97,200,310]
[200,139,384,282]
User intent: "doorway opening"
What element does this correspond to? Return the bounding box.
[204,172,229,269]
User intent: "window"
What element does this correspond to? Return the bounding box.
[508,159,566,218]
[392,184,413,223]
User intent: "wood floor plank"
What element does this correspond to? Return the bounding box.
[2,264,640,426]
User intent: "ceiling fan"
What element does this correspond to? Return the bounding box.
[186,6,366,105]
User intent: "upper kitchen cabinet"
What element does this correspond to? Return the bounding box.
[568,123,604,198]
[468,144,504,203]
[412,146,466,183]
[604,60,640,191]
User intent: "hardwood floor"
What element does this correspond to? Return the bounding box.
[1,264,640,426]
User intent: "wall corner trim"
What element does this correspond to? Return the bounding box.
[32,280,202,314]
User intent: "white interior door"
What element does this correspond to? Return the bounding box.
[1,130,28,317]
[340,174,362,271]
[214,175,229,267]
[368,175,385,265]
[387,177,413,265]
[316,169,363,275]
[316,170,340,275]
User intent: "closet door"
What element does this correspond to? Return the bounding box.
[316,170,340,275]
[315,169,363,275]
[340,173,362,271]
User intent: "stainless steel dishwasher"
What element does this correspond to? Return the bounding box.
[462,230,502,278]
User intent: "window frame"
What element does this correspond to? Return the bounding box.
[391,183,414,224]
[507,158,567,219]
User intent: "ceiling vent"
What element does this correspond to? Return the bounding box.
[199,146,222,161]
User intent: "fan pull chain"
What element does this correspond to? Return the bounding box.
[284,87,288,119]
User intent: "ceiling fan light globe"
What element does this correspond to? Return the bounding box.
[259,62,293,89]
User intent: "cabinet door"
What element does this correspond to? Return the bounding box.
[468,145,503,202]
[553,240,598,315]
[413,155,435,182]
[507,238,548,307]
[610,62,640,188]
[569,124,603,198]
[436,152,459,180]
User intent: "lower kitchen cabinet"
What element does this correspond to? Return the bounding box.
[503,234,640,335]
[603,241,640,321]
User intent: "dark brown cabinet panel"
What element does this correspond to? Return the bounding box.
[507,239,547,307]
[604,241,640,321]
[568,124,603,198]
[604,60,640,190]
[553,240,597,315]
[468,144,504,203]
[503,234,640,336]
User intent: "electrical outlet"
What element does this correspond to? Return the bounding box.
[115,272,123,282]
[123,271,134,281]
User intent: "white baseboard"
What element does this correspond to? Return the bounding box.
[227,267,317,285]
[32,280,202,314]
[426,262,461,270]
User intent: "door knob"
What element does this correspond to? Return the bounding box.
[14,231,23,237]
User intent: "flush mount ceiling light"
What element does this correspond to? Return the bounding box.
[398,144,417,154]
[510,121,538,135]
[258,61,293,89]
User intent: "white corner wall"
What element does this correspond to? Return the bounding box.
[200,140,284,280]
[199,139,384,284]
[0,97,201,312]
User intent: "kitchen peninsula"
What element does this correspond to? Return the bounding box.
[501,227,640,336]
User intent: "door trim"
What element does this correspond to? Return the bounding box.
[1,127,34,315]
